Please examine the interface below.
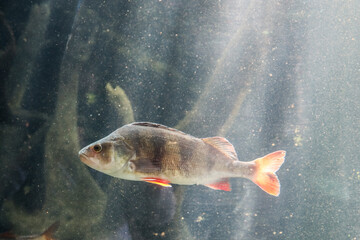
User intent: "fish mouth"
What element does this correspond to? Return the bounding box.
[79,153,95,167]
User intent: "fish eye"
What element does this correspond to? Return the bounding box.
[93,144,102,153]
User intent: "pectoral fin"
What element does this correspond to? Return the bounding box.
[131,158,161,173]
[41,221,60,239]
[204,178,231,191]
[142,177,172,187]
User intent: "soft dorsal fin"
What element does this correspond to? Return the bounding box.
[202,137,238,160]
[130,122,188,135]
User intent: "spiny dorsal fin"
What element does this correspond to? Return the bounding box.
[130,122,188,135]
[202,137,238,160]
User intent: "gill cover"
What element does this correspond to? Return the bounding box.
[111,136,135,169]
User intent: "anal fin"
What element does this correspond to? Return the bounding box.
[204,178,231,191]
[142,177,172,187]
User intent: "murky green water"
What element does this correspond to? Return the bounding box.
[1,1,359,239]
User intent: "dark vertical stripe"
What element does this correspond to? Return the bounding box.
[205,144,218,172]
[150,131,166,173]
[178,138,195,176]
[130,128,142,156]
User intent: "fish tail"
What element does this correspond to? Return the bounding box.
[249,150,286,196]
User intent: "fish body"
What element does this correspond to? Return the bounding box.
[0,222,59,240]
[79,122,285,196]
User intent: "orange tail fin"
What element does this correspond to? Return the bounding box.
[250,150,286,196]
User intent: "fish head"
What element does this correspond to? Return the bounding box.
[78,135,134,174]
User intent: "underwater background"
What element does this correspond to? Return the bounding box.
[0,0,359,239]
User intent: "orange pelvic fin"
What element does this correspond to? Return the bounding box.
[142,177,172,187]
[251,150,286,196]
[204,178,231,191]
[0,231,16,238]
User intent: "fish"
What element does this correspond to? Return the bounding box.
[79,122,286,196]
[0,222,59,240]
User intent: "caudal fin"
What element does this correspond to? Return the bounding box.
[250,150,286,196]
